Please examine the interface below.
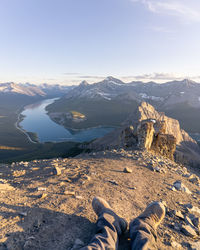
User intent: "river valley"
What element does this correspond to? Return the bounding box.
[19,98,115,143]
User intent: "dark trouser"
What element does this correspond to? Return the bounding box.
[81,212,157,250]
[130,218,157,250]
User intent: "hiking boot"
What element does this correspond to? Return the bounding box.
[92,197,127,234]
[137,201,165,230]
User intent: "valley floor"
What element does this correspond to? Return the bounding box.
[0,150,199,249]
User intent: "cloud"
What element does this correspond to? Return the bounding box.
[63,73,81,75]
[78,75,105,80]
[148,26,174,33]
[120,73,200,82]
[131,0,200,22]
[132,72,182,80]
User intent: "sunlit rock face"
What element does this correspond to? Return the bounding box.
[89,102,200,166]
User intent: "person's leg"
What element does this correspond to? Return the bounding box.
[81,197,127,250]
[129,201,165,250]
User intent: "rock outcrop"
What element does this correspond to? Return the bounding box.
[125,102,193,145]
[89,102,200,165]
[151,133,176,160]
[137,120,155,150]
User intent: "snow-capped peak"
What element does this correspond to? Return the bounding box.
[79,80,89,86]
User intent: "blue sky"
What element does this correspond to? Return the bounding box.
[0,0,200,85]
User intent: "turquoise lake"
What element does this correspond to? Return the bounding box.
[20,98,115,143]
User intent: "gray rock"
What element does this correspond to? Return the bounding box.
[24,236,36,250]
[184,203,193,209]
[173,222,181,231]
[19,211,28,217]
[154,166,165,173]
[181,225,197,237]
[72,238,85,249]
[173,181,191,194]
[183,173,191,178]
[192,217,200,229]
[189,175,199,184]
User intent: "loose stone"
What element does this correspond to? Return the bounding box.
[53,166,62,176]
[64,191,75,196]
[174,210,184,220]
[181,225,197,237]
[171,241,182,249]
[123,167,132,173]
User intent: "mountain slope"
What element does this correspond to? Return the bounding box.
[0,82,74,160]
[46,78,200,134]
[0,82,73,97]
[0,150,199,249]
[0,82,45,96]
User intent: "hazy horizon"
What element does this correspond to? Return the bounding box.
[1,76,199,87]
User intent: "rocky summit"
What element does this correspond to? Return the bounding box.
[89,102,200,167]
[0,102,200,249]
[0,148,199,249]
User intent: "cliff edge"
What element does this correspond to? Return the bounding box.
[89,102,200,167]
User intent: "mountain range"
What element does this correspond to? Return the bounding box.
[46,77,200,134]
[56,77,200,108]
[0,82,73,97]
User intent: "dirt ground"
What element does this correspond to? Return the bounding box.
[0,149,199,249]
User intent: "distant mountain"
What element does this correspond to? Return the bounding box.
[0,82,74,97]
[39,83,74,97]
[0,82,45,97]
[46,77,200,134]
[63,77,126,100]
[61,77,200,107]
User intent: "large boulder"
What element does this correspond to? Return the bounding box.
[151,133,176,160]
[120,126,137,148]
[137,121,155,150]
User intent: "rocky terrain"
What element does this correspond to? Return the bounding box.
[0,148,199,249]
[89,102,200,167]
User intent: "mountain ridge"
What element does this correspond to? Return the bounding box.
[46,77,200,134]
[0,82,74,97]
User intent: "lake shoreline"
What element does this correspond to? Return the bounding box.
[15,110,38,144]
[18,98,116,143]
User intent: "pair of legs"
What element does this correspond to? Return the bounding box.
[79,197,165,250]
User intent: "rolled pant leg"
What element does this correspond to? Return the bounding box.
[129,218,157,250]
[81,212,120,250]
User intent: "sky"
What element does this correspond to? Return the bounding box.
[0,0,200,85]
